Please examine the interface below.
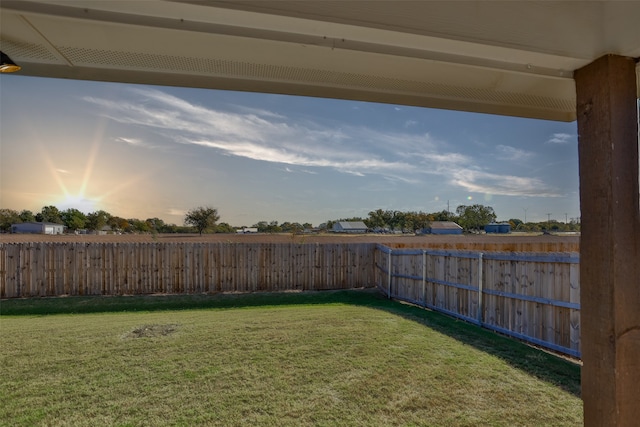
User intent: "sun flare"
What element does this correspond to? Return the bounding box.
[39,124,108,214]
[57,193,99,213]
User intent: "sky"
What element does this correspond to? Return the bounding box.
[0,75,580,227]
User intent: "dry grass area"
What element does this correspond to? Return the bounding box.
[0,231,579,249]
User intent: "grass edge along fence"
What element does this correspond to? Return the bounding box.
[0,242,376,298]
[374,244,581,358]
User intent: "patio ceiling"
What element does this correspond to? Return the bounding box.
[1,1,639,122]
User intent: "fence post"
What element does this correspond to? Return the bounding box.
[387,249,392,298]
[478,252,484,325]
[16,244,22,298]
[422,250,427,308]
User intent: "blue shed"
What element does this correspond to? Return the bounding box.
[485,223,511,233]
[484,223,500,233]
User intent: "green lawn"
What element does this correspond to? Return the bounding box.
[0,290,581,426]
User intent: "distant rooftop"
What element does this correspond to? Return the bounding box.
[429,221,462,229]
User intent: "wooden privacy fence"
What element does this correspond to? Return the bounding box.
[374,244,581,357]
[0,242,376,298]
[0,240,582,357]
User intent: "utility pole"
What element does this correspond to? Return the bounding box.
[523,207,528,224]
[546,213,552,223]
[565,213,568,223]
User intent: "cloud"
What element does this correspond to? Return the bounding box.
[56,168,71,174]
[343,170,366,177]
[86,88,416,177]
[167,208,187,217]
[114,137,152,148]
[413,152,473,180]
[233,105,287,120]
[495,145,534,161]
[85,87,562,199]
[451,169,561,197]
[404,120,418,128]
[415,150,558,196]
[546,133,573,144]
[282,167,318,175]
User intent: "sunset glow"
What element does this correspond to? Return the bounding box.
[1,75,580,225]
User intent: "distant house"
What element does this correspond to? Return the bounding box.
[11,222,64,235]
[332,221,368,234]
[90,225,113,235]
[236,227,258,234]
[422,221,463,235]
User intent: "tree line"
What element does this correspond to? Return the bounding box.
[321,204,579,233]
[0,203,580,235]
[319,205,496,233]
[0,206,229,235]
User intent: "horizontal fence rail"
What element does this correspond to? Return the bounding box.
[0,242,376,297]
[375,244,581,358]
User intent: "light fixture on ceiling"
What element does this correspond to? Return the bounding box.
[0,51,21,73]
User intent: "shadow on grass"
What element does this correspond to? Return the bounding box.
[0,288,580,397]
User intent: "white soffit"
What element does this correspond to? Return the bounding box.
[1,1,639,122]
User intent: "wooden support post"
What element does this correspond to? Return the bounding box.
[575,54,640,426]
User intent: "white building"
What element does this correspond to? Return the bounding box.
[11,222,64,235]
[237,227,258,234]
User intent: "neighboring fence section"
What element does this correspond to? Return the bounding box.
[0,242,376,298]
[374,244,581,357]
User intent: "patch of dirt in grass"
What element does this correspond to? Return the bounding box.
[124,324,179,339]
